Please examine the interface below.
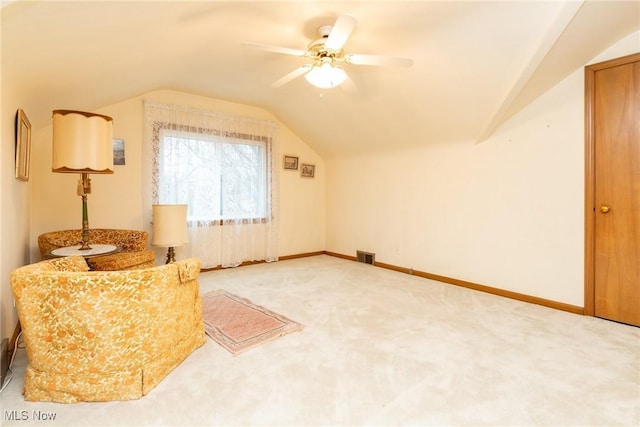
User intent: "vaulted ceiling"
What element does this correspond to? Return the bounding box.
[2,1,639,156]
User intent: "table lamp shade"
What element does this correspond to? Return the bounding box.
[52,110,114,173]
[152,204,189,247]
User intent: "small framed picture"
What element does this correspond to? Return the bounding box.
[283,155,299,170]
[113,139,125,165]
[15,109,31,182]
[301,163,315,178]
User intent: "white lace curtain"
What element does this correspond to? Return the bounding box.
[143,101,279,268]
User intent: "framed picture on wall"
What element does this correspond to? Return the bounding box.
[113,139,125,165]
[284,155,299,170]
[301,163,315,178]
[15,109,31,182]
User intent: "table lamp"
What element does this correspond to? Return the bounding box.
[152,204,189,263]
[52,110,114,250]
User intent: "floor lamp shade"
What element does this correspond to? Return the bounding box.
[152,204,189,247]
[52,110,114,173]
[51,109,115,250]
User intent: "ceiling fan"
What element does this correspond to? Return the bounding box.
[244,14,413,89]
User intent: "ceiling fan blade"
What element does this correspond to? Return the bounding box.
[345,53,414,67]
[243,42,306,57]
[325,14,357,50]
[272,65,312,88]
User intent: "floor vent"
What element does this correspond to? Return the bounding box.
[356,250,375,265]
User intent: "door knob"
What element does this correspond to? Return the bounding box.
[600,205,610,213]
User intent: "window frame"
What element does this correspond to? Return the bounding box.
[151,121,273,225]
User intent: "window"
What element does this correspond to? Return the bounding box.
[145,101,279,268]
[157,127,270,224]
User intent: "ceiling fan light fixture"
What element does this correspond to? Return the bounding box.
[304,62,347,89]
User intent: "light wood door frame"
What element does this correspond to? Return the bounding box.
[584,52,640,316]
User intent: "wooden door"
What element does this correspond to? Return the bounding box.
[585,53,640,327]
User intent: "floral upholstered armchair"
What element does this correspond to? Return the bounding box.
[38,229,156,271]
[11,256,206,402]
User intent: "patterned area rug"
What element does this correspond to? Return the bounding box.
[201,289,304,355]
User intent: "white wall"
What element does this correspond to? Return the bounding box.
[29,90,326,263]
[325,32,639,307]
[0,46,31,340]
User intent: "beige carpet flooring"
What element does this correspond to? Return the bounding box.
[1,255,639,426]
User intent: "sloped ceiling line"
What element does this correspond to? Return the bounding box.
[477,0,585,142]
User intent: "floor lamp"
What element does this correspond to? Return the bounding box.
[52,110,114,250]
[152,204,189,263]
